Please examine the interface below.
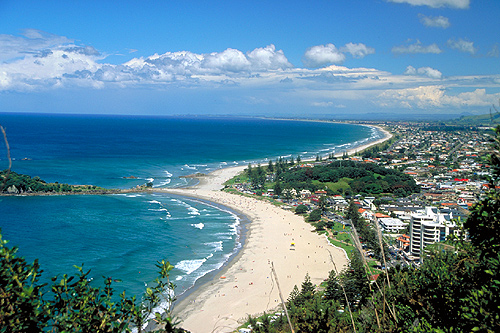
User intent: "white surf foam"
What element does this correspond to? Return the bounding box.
[191,223,204,229]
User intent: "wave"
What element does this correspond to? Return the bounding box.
[148,200,162,204]
[204,240,223,252]
[148,208,169,213]
[187,207,200,215]
[191,223,204,229]
[175,254,212,275]
[153,179,171,187]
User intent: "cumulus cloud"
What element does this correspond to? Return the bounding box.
[126,44,292,77]
[419,14,450,28]
[392,40,442,54]
[379,86,500,109]
[387,0,469,9]
[247,45,292,70]
[0,34,293,91]
[303,44,345,68]
[404,65,442,79]
[303,42,375,67]
[447,38,476,54]
[0,30,497,113]
[340,43,375,58]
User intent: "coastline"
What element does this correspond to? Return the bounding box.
[162,124,392,333]
[2,121,393,332]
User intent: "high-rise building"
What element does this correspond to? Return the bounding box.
[410,207,457,261]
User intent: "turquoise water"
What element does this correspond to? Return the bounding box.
[0,114,380,299]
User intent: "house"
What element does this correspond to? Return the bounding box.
[358,208,374,221]
[396,234,410,251]
[378,217,408,233]
[300,189,311,198]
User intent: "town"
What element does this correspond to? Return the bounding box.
[226,122,493,269]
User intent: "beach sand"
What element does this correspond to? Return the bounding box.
[165,124,392,333]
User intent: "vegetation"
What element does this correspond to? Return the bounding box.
[0,170,108,194]
[241,125,500,332]
[0,234,186,332]
[278,160,419,197]
[4,123,500,332]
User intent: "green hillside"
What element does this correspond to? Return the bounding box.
[453,111,500,126]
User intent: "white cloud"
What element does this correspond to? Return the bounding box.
[312,101,334,107]
[0,30,497,113]
[125,44,291,77]
[378,86,500,109]
[487,44,499,58]
[340,43,375,58]
[392,40,442,54]
[246,45,293,70]
[302,42,375,67]
[404,65,442,79]
[387,0,469,9]
[303,44,345,68]
[447,38,476,54]
[202,48,251,72]
[419,14,450,28]
[0,29,74,62]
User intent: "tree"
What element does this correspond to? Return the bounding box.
[267,160,274,173]
[318,196,328,212]
[0,235,47,331]
[274,179,283,196]
[295,204,308,214]
[292,274,315,307]
[307,209,322,222]
[0,232,185,333]
[323,270,343,302]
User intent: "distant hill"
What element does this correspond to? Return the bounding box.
[452,112,500,127]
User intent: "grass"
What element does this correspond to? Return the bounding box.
[328,237,356,259]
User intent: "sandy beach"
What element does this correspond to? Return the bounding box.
[165,124,392,333]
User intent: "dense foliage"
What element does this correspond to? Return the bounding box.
[0,170,102,194]
[0,234,186,332]
[279,160,419,197]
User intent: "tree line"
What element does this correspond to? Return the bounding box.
[0,170,102,194]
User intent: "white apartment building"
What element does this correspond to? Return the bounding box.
[378,217,408,233]
[410,207,457,260]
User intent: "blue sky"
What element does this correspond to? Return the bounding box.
[0,0,499,117]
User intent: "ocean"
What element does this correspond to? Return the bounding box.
[0,113,380,299]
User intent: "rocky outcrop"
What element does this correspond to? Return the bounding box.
[6,185,19,194]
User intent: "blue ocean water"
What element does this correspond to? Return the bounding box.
[0,113,380,299]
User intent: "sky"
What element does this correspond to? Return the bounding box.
[0,0,499,117]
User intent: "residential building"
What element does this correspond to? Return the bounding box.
[378,217,408,233]
[409,207,458,260]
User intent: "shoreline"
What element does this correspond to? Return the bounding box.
[2,122,393,332]
[161,124,392,333]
